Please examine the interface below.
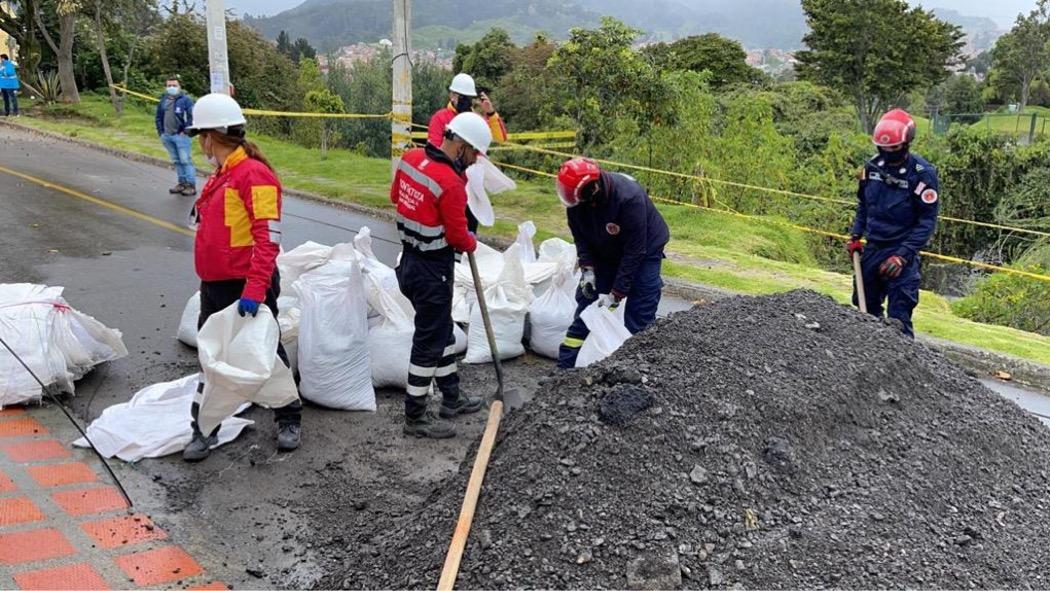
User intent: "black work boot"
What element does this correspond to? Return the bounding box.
[403,411,456,439]
[182,429,218,462]
[277,422,301,452]
[169,182,185,194]
[439,394,484,418]
[181,183,198,196]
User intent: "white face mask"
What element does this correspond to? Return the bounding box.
[202,135,220,168]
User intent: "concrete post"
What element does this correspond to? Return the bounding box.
[391,0,413,177]
[205,0,231,95]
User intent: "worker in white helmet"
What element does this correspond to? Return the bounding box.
[392,113,492,439]
[427,72,508,151]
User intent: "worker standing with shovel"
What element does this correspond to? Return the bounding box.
[392,113,493,439]
[848,109,940,338]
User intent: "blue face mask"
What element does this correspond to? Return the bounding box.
[166,86,180,96]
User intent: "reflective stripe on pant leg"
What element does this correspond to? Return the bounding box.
[624,256,664,334]
[401,252,455,406]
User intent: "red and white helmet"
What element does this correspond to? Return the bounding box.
[556,158,601,208]
[872,108,917,148]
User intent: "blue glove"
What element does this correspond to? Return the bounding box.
[238,297,260,317]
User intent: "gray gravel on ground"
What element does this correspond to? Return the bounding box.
[325,290,1050,590]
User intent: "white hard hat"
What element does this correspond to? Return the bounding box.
[188,93,247,136]
[449,73,477,97]
[447,112,492,155]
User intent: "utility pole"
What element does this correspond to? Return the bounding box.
[391,0,413,176]
[205,0,231,95]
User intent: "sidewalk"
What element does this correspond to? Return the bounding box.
[0,405,227,590]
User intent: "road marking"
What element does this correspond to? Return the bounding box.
[0,164,195,238]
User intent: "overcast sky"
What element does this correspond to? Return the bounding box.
[223,0,1038,28]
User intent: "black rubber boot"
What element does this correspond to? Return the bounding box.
[277,423,301,452]
[439,394,484,418]
[182,430,218,462]
[403,411,456,439]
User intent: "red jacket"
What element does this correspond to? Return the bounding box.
[427,103,509,148]
[193,147,282,302]
[391,145,476,256]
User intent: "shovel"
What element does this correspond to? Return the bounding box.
[853,251,868,314]
[436,250,524,591]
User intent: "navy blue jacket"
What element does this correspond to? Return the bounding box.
[155,93,194,136]
[567,171,670,296]
[851,152,940,261]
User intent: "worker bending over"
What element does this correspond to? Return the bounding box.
[848,108,940,338]
[556,158,670,369]
[393,113,493,438]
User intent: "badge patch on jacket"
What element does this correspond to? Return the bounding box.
[920,189,938,204]
[606,223,621,235]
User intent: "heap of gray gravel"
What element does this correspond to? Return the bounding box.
[329,290,1050,590]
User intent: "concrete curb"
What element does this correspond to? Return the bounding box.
[4,119,1049,394]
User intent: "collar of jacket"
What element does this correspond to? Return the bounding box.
[445,102,456,113]
[220,146,249,175]
[425,142,458,171]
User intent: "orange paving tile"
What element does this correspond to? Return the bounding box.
[26,462,98,488]
[0,418,48,438]
[0,528,76,565]
[12,562,110,591]
[1,439,71,462]
[0,468,15,493]
[81,514,167,549]
[115,546,203,586]
[52,486,128,516]
[189,583,229,590]
[0,497,45,526]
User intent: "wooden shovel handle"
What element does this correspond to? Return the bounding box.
[853,251,868,314]
[437,399,504,591]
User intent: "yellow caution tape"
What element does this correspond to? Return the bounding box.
[112,85,391,120]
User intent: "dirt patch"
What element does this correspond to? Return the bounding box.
[326,290,1050,589]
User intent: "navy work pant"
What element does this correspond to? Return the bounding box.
[396,250,461,418]
[852,245,921,338]
[557,255,664,369]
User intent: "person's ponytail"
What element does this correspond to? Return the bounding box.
[208,126,277,175]
[239,139,276,174]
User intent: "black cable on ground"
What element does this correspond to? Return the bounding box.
[0,335,133,508]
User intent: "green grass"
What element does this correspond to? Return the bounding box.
[17,94,1050,365]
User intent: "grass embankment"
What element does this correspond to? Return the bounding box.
[16,95,1050,365]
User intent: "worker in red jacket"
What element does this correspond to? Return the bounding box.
[183,93,302,461]
[394,113,492,439]
[427,73,508,151]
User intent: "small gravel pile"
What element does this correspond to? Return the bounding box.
[331,290,1050,589]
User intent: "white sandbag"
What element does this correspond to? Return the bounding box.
[354,227,398,291]
[452,283,474,325]
[176,291,201,348]
[575,298,633,368]
[0,284,127,406]
[454,241,504,290]
[515,221,538,264]
[538,237,578,269]
[196,304,300,435]
[295,259,375,411]
[528,268,578,359]
[365,273,414,389]
[465,245,534,364]
[278,241,333,293]
[72,374,251,462]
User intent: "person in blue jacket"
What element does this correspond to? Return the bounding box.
[555,158,670,369]
[0,54,19,117]
[155,76,197,196]
[847,108,940,338]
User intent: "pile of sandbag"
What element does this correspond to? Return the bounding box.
[0,284,128,407]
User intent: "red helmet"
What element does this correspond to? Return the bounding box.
[556,158,601,208]
[872,109,917,148]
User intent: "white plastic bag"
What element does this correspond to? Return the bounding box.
[196,304,299,435]
[575,298,633,368]
[177,292,201,348]
[465,245,534,364]
[365,273,414,389]
[73,374,251,462]
[515,221,538,264]
[295,259,375,411]
[528,268,578,359]
[466,158,516,228]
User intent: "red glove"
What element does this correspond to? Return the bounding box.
[879,255,906,278]
[846,236,864,256]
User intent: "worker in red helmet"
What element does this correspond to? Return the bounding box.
[847,108,940,337]
[555,158,670,369]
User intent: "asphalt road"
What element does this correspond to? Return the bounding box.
[2,124,1046,588]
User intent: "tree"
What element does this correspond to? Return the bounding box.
[452,28,515,88]
[497,34,558,130]
[0,0,44,75]
[990,2,1050,112]
[293,38,316,61]
[660,33,762,88]
[304,89,345,159]
[943,75,984,123]
[276,30,293,58]
[796,0,964,133]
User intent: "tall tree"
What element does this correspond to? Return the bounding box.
[452,28,515,88]
[0,0,44,74]
[293,37,316,61]
[990,1,1050,113]
[35,0,82,102]
[276,30,293,59]
[795,0,963,132]
[653,33,763,88]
